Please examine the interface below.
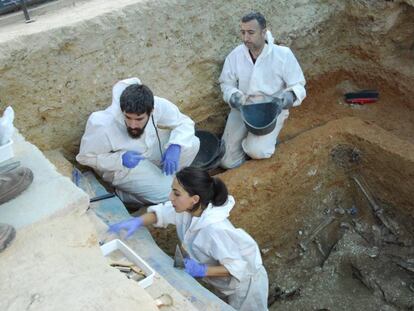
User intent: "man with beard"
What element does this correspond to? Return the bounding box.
[219,12,306,169]
[76,78,200,205]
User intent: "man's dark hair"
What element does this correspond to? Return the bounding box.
[241,12,266,29]
[120,84,154,115]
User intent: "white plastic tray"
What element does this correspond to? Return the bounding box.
[100,239,155,289]
[0,139,14,164]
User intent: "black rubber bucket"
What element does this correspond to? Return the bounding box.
[241,101,282,136]
[191,130,225,170]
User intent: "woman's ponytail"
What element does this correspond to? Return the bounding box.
[176,167,229,210]
[211,177,228,206]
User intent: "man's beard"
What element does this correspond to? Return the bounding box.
[126,117,150,139]
[127,126,145,138]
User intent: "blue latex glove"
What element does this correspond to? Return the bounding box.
[280,91,296,109]
[162,144,181,175]
[108,217,143,238]
[122,151,144,168]
[184,258,207,278]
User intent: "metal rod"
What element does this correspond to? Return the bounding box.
[20,0,34,23]
[89,193,116,203]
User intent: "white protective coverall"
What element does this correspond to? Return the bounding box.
[219,30,306,168]
[148,196,269,311]
[76,78,200,204]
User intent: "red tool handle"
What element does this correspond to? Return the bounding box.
[345,98,378,104]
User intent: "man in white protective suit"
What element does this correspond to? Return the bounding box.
[76,78,200,205]
[219,12,306,169]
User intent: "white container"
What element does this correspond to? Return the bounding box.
[100,239,155,289]
[0,139,14,164]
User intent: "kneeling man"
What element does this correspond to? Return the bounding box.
[77,78,200,205]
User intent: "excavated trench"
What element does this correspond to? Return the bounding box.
[151,125,414,310]
[150,73,414,310]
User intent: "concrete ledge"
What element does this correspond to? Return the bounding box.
[0,131,159,311]
[0,208,159,311]
[0,131,89,228]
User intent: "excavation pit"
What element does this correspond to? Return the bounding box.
[0,1,414,310]
[151,117,414,310]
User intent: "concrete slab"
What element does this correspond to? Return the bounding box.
[0,130,89,228]
[0,131,159,311]
[0,206,159,311]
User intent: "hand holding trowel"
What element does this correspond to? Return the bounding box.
[174,244,208,277]
[173,244,189,269]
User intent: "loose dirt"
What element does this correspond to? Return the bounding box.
[151,70,414,310]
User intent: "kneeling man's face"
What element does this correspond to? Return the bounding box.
[240,19,266,52]
[123,112,150,138]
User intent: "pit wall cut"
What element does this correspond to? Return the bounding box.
[220,117,414,247]
[0,0,413,153]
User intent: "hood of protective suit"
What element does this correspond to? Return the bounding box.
[106,77,142,116]
[191,195,235,231]
[265,30,274,45]
[262,30,275,57]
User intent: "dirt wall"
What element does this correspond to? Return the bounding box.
[218,117,414,310]
[0,0,413,153]
[220,117,414,246]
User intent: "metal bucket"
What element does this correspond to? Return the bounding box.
[191,130,225,170]
[241,100,282,136]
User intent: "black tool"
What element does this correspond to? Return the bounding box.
[20,0,34,23]
[344,90,379,104]
[89,193,116,203]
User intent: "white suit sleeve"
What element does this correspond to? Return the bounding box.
[205,229,248,282]
[147,201,177,228]
[219,55,240,105]
[154,98,196,150]
[76,118,124,172]
[282,49,306,107]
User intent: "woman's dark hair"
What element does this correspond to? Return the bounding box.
[120,84,154,115]
[176,167,228,211]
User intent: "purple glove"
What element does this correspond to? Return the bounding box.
[184,258,207,278]
[122,151,144,168]
[108,217,143,238]
[162,144,181,175]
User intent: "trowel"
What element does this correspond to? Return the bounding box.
[173,244,189,269]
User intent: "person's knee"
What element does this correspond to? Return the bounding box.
[124,185,169,205]
[243,142,275,159]
[149,188,170,204]
[220,158,236,169]
[220,154,245,169]
[147,177,172,203]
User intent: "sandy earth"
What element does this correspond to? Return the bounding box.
[205,111,412,310]
[153,111,414,310]
[0,210,158,311]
